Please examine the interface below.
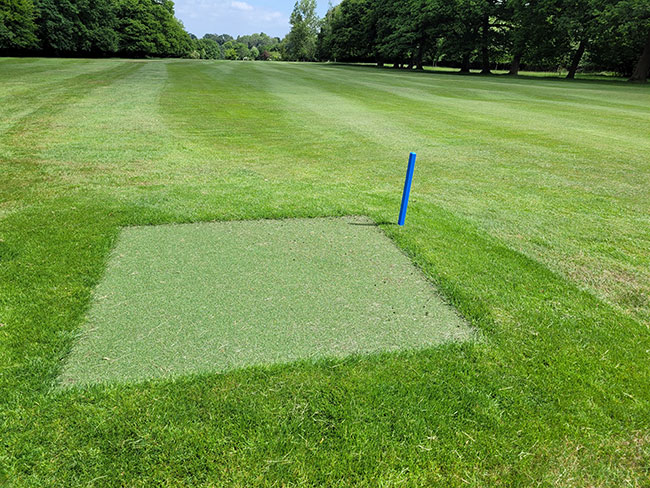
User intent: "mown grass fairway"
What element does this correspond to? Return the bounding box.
[60,217,470,387]
[1,58,649,486]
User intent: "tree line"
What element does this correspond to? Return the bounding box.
[2,0,649,81]
[194,33,283,61]
[312,0,650,81]
[0,0,280,59]
[0,0,288,60]
[0,0,192,57]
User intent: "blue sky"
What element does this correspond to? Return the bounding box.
[173,0,337,39]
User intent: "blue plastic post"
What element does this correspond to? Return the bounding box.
[398,152,416,226]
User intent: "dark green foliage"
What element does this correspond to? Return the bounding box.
[115,0,190,57]
[2,0,192,57]
[317,0,650,80]
[203,33,233,45]
[222,39,249,59]
[0,0,38,50]
[35,0,118,54]
[506,0,569,73]
[330,0,372,61]
[192,33,281,60]
[190,36,222,59]
[587,0,650,77]
[237,32,280,52]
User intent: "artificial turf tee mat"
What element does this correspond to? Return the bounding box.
[59,217,472,387]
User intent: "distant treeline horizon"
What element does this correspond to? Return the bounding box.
[1,0,649,82]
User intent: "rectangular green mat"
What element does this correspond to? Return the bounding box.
[59,217,472,387]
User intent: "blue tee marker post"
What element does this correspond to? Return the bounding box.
[398,152,417,226]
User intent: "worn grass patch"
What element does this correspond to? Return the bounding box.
[59,217,471,386]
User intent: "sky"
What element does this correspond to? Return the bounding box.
[173,0,337,39]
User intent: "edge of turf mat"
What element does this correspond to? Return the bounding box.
[58,216,473,387]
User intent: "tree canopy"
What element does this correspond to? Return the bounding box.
[317,0,650,81]
[1,0,192,56]
[0,0,284,60]
[0,0,38,50]
[35,0,119,55]
[1,0,649,81]
[285,0,320,61]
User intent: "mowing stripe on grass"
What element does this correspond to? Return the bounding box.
[59,217,472,387]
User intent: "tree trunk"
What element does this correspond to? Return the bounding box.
[508,52,522,75]
[460,52,470,73]
[629,31,650,83]
[566,40,586,79]
[415,42,424,70]
[480,14,491,74]
[377,60,384,68]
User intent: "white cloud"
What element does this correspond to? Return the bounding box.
[231,1,254,11]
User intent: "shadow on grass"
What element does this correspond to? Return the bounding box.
[348,221,398,227]
[322,62,642,88]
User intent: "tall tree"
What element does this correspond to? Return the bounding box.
[322,0,376,62]
[560,0,606,79]
[630,31,650,81]
[378,0,455,70]
[446,0,484,72]
[285,0,319,61]
[601,0,650,82]
[506,0,568,75]
[115,0,190,57]
[374,0,415,68]
[316,4,338,61]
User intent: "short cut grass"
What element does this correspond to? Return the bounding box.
[2,59,649,486]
